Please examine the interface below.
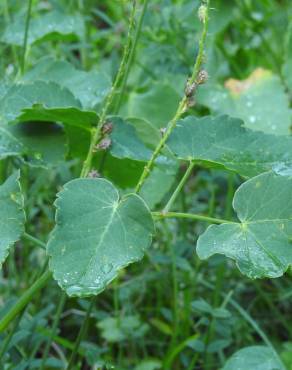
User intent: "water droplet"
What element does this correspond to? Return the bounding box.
[102,263,113,274]
[249,115,256,123]
[66,285,83,296]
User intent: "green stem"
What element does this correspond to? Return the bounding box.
[0,270,52,333]
[152,211,232,225]
[22,232,46,249]
[20,0,33,75]
[163,161,195,213]
[80,0,138,178]
[134,0,210,193]
[40,292,67,370]
[66,297,96,370]
[113,0,149,113]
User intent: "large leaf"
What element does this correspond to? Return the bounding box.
[0,172,25,267]
[0,81,97,128]
[197,172,292,279]
[23,58,111,109]
[198,68,291,135]
[47,178,154,297]
[167,115,292,178]
[222,346,284,370]
[2,11,84,46]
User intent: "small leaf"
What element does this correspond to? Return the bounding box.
[23,57,111,109]
[110,117,153,161]
[2,11,84,46]
[0,172,25,267]
[167,115,292,178]
[197,172,292,278]
[1,81,97,128]
[222,346,284,370]
[47,178,154,297]
[198,68,291,135]
[123,83,181,128]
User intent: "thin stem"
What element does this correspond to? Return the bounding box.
[20,0,33,75]
[80,0,137,178]
[113,0,149,113]
[66,297,96,370]
[135,0,210,193]
[152,211,232,225]
[0,270,52,333]
[163,161,195,213]
[23,232,46,249]
[40,292,67,370]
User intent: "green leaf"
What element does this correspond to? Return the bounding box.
[97,315,148,343]
[134,360,162,370]
[167,115,292,178]
[110,117,153,161]
[222,346,284,370]
[0,172,25,268]
[23,57,111,109]
[197,172,292,278]
[1,81,97,128]
[0,126,24,159]
[8,122,67,167]
[123,83,181,128]
[126,117,161,150]
[0,120,67,167]
[198,68,291,135]
[47,178,154,297]
[2,11,84,46]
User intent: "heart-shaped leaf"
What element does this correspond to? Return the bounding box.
[47,178,154,297]
[197,172,292,278]
[167,115,292,178]
[0,171,25,267]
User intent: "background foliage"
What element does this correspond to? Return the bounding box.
[0,0,292,369]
